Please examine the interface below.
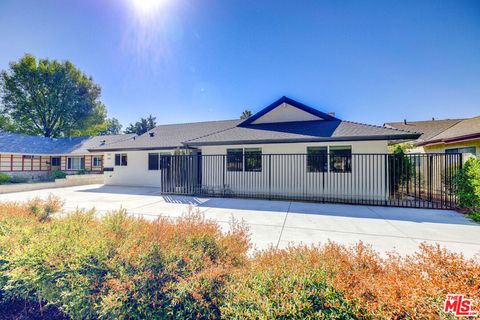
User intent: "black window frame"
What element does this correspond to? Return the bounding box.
[227,148,243,172]
[148,153,159,170]
[244,148,262,172]
[307,146,328,172]
[446,147,476,154]
[115,153,128,166]
[329,146,352,173]
[51,157,61,166]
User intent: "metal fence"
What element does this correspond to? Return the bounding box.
[159,153,462,209]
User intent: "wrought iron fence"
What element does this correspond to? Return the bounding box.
[159,153,462,209]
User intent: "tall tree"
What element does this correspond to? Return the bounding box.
[0,54,106,137]
[240,109,252,119]
[124,115,157,135]
[101,117,123,135]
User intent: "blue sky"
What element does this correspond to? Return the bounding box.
[0,0,479,127]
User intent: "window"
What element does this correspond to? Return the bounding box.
[51,157,61,166]
[148,153,159,170]
[445,147,476,155]
[330,146,352,173]
[245,148,262,172]
[115,154,127,166]
[67,157,85,170]
[227,149,243,171]
[307,147,328,172]
[148,153,171,170]
[92,156,102,167]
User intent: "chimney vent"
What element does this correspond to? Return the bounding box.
[149,132,155,137]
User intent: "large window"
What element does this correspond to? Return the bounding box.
[307,147,328,172]
[445,147,476,155]
[92,156,102,167]
[329,146,352,173]
[115,154,128,166]
[51,157,61,166]
[148,153,171,170]
[67,157,84,170]
[227,149,243,171]
[245,148,262,172]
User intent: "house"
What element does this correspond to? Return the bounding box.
[0,132,134,181]
[91,97,425,204]
[385,116,480,158]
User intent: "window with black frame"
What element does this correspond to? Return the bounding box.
[245,148,262,172]
[227,148,243,171]
[307,146,328,172]
[329,146,352,173]
[148,153,159,170]
[115,154,128,166]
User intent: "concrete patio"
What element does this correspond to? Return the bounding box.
[1,184,479,258]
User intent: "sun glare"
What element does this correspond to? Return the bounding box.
[130,0,167,14]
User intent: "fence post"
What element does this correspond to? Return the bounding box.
[268,154,272,200]
[384,154,388,206]
[222,155,225,197]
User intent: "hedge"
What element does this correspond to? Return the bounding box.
[0,197,478,319]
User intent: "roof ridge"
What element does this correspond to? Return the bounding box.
[182,123,240,145]
[342,120,422,135]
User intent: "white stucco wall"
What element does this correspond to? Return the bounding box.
[199,140,389,201]
[103,140,390,202]
[103,150,170,187]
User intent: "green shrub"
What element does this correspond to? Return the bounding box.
[0,173,10,184]
[51,169,67,180]
[466,211,480,222]
[454,157,480,210]
[9,176,29,184]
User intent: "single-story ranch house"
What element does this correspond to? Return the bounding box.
[385,116,480,158]
[89,96,459,207]
[0,133,134,181]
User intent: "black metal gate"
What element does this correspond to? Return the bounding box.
[158,153,462,209]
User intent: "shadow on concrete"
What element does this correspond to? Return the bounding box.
[75,186,475,226]
[78,185,162,196]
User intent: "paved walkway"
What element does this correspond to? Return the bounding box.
[1,184,479,258]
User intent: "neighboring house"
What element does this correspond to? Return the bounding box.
[0,132,134,180]
[385,116,480,158]
[91,96,419,196]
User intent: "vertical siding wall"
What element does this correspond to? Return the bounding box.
[0,154,104,172]
[200,141,389,202]
[0,154,51,172]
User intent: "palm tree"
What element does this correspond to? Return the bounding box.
[240,110,252,120]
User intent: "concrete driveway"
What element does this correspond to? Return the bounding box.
[1,184,479,258]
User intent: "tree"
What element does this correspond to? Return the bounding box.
[0,54,106,137]
[100,118,123,135]
[240,110,252,120]
[124,115,157,135]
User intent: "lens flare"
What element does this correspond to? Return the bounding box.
[130,0,167,14]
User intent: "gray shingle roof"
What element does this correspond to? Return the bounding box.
[184,120,420,146]
[384,119,463,143]
[90,119,419,151]
[419,116,480,145]
[0,132,135,155]
[92,119,241,151]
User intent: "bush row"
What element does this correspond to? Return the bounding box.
[454,157,480,221]
[0,197,478,319]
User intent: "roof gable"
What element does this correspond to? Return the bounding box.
[240,96,338,126]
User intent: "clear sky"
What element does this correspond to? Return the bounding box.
[0,0,479,127]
